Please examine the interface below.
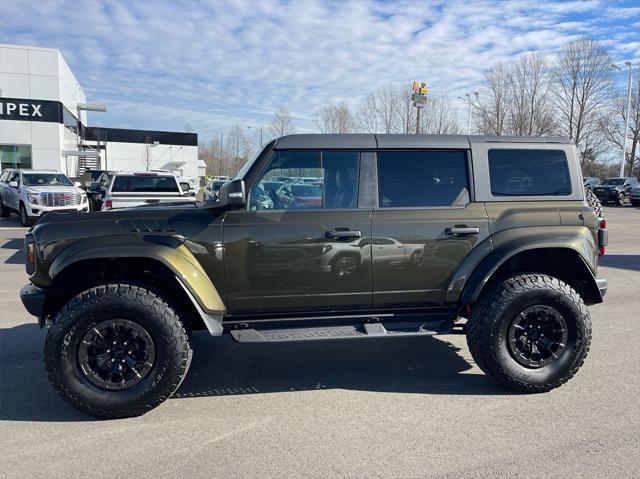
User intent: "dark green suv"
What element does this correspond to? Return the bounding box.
[20,134,608,418]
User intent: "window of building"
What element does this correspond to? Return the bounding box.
[377,150,469,207]
[488,149,571,196]
[251,150,359,210]
[0,145,32,170]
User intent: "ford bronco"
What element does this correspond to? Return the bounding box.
[20,134,608,418]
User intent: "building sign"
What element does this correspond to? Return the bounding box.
[0,97,63,123]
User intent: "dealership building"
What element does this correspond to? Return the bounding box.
[0,44,203,182]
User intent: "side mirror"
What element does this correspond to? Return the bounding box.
[218,179,246,209]
[9,181,18,188]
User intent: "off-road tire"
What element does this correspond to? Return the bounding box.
[585,188,604,218]
[467,273,591,393]
[0,198,10,218]
[44,284,192,419]
[19,202,33,226]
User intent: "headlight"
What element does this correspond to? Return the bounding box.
[27,193,40,205]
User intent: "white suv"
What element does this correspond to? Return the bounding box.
[0,169,89,226]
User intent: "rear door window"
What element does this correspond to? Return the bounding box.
[377,150,469,207]
[488,149,571,196]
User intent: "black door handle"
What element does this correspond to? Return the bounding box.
[446,227,480,236]
[325,230,362,239]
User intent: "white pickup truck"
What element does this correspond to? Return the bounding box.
[101,172,197,211]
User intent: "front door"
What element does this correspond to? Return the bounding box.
[371,150,490,308]
[223,149,372,315]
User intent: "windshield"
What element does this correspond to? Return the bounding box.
[601,178,625,186]
[22,173,73,187]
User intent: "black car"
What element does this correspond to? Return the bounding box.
[592,177,639,206]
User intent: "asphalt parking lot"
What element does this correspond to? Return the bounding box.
[0,207,638,478]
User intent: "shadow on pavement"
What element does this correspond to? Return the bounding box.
[0,326,507,423]
[599,254,640,272]
[1,238,24,264]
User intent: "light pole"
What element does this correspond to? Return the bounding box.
[611,62,634,177]
[458,92,479,135]
[247,126,263,147]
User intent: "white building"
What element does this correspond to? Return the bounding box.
[0,44,202,181]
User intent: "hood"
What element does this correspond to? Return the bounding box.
[594,184,622,190]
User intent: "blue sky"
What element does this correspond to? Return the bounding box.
[1,0,639,143]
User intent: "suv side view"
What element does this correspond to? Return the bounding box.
[19,134,608,418]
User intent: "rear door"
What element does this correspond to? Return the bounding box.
[371,150,490,308]
[223,149,372,315]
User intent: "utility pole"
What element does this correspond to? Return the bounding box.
[219,132,223,177]
[458,92,479,135]
[411,81,428,134]
[612,62,634,177]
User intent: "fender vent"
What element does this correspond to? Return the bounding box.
[116,218,177,234]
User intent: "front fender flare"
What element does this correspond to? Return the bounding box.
[48,235,226,317]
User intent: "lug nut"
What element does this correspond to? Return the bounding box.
[128,350,132,355]
[113,341,117,345]
[123,342,127,346]
[106,349,111,353]
[111,358,115,362]
[121,359,126,363]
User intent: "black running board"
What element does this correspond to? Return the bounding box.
[229,320,452,343]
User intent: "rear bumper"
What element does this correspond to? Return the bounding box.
[596,278,608,299]
[20,283,46,325]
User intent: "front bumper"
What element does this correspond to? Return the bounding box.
[20,283,47,326]
[593,189,620,201]
[596,278,608,299]
[25,202,89,216]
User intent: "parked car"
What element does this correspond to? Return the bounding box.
[0,169,89,225]
[20,134,608,418]
[630,184,640,207]
[83,171,116,211]
[592,177,639,206]
[100,171,197,210]
[77,169,113,189]
[583,177,600,188]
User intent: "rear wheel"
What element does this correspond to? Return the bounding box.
[44,284,192,418]
[467,273,591,393]
[585,188,604,218]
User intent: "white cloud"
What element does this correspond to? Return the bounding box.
[0,0,638,140]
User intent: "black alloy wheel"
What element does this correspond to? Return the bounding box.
[78,319,156,390]
[507,305,568,368]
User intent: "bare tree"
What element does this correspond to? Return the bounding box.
[420,96,460,134]
[508,52,556,136]
[396,85,415,134]
[357,93,379,133]
[313,103,356,133]
[375,84,398,134]
[267,106,296,139]
[552,38,614,164]
[474,62,511,135]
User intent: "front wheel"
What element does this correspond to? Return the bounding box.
[614,192,625,206]
[44,284,192,418]
[467,274,591,393]
[19,202,33,226]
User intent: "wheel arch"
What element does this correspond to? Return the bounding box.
[460,246,603,307]
[45,241,225,334]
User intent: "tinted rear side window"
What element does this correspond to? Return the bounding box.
[489,149,571,196]
[377,150,469,207]
[112,176,179,193]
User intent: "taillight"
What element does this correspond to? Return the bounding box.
[105,199,113,209]
[599,246,606,255]
[26,243,34,264]
[598,218,607,255]
[600,219,607,229]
